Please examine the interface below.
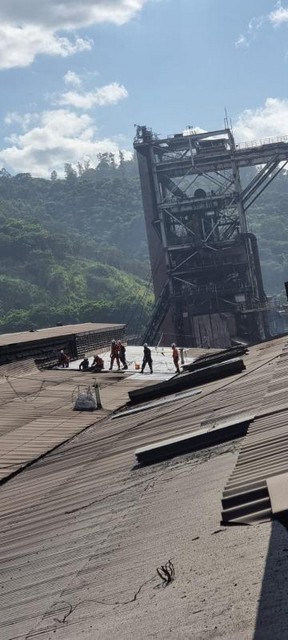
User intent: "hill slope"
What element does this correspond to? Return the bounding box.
[0,156,287,334]
[0,156,153,334]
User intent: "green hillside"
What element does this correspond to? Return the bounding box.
[0,155,287,334]
[247,171,288,295]
[0,156,153,334]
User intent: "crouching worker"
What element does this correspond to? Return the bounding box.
[141,343,153,374]
[171,343,180,374]
[79,356,89,371]
[91,354,104,372]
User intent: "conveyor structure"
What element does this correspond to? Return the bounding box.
[134,126,288,347]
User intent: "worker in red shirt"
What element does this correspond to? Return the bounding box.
[118,341,128,370]
[171,343,180,374]
[109,339,120,371]
[91,355,104,372]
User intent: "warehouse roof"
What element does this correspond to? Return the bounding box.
[1,337,288,639]
[0,322,125,347]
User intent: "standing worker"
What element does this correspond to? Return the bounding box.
[171,343,180,374]
[141,343,153,374]
[118,341,128,370]
[58,349,69,368]
[109,339,120,371]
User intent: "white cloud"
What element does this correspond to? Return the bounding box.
[235,15,265,48]
[235,34,248,48]
[0,25,92,69]
[64,70,82,88]
[269,2,288,26]
[234,97,288,142]
[183,126,206,136]
[4,111,38,130]
[58,82,128,108]
[0,108,131,177]
[0,1,149,29]
[235,3,288,49]
[0,1,149,68]
[248,16,265,32]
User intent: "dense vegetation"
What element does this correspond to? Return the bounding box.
[0,155,287,335]
[247,172,288,297]
[0,155,152,334]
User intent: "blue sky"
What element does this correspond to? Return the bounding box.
[1,0,288,176]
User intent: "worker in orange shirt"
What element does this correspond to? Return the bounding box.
[171,343,180,374]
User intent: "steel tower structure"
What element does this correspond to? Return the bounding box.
[134,126,288,347]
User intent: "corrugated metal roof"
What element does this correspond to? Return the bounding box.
[221,342,288,525]
[0,336,287,639]
[135,412,252,465]
[0,323,125,346]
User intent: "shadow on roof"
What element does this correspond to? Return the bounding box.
[253,519,288,639]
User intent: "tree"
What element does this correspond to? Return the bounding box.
[64,163,77,182]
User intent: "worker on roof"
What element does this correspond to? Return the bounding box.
[141,343,153,374]
[91,354,104,372]
[171,343,180,374]
[109,339,120,371]
[118,341,128,370]
[58,349,69,368]
[79,356,89,371]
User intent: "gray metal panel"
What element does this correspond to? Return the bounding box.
[267,473,288,515]
[221,342,288,525]
[135,415,251,465]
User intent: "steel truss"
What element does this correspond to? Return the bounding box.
[134,126,288,346]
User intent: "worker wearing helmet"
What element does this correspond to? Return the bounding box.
[141,343,153,374]
[79,356,89,371]
[118,341,128,370]
[109,339,120,371]
[58,349,69,368]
